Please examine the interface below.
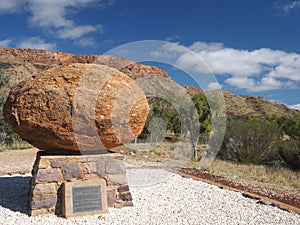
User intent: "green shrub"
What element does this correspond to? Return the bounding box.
[278,140,300,171]
[267,115,300,139]
[219,118,281,165]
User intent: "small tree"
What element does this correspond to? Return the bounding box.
[138,93,211,159]
[138,97,180,140]
[192,93,211,143]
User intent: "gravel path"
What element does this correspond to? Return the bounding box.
[0,169,299,225]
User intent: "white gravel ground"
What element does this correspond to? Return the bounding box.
[0,169,299,225]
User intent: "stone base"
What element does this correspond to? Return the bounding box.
[29,151,133,217]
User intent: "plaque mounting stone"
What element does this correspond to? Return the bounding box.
[62,179,107,218]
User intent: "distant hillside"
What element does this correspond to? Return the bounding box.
[221,90,299,118]
[0,48,169,92]
[181,87,298,119]
[0,47,298,120]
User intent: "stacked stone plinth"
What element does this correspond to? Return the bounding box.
[29,151,133,216]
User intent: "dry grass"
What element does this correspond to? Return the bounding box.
[114,142,300,192]
[0,139,32,151]
[207,159,300,192]
[150,148,166,156]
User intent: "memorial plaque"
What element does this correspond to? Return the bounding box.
[63,179,107,218]
[72,185,102,213]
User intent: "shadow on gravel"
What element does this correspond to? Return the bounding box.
[0,176,31,214]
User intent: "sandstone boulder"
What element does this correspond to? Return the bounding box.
[3,63,149,152]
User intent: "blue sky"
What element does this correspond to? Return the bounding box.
[0,0,300,108]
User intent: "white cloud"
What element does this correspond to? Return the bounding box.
[189,41,224,52]
[0,39,12,47]
[282,0,300,14]
[58,25,102,39]
[27,0,102,39]
[74,37,96,47]
[17,37,56,50]
[28,0,74,28]
[225,77,287,92]
[0,0,24,14]
[106,0,116,6]
[177,46,287,77]
[206,82,223,91]
[27,0,97,28]
[0,0,106,40]
[153,41,300,92]
[165,34,180,42]
[151,42,187,59]
[290,103,300,110]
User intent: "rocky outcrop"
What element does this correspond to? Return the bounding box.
[183,85,204,95]
[3,63,149,152]
[120,62,168,80]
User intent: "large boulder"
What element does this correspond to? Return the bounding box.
[3,63,149,152]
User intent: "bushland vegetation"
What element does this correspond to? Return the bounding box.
[140,92,300,171]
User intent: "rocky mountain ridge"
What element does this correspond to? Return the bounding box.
[0,48,169,89]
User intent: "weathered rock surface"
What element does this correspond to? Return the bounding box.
[3,63,149,152]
